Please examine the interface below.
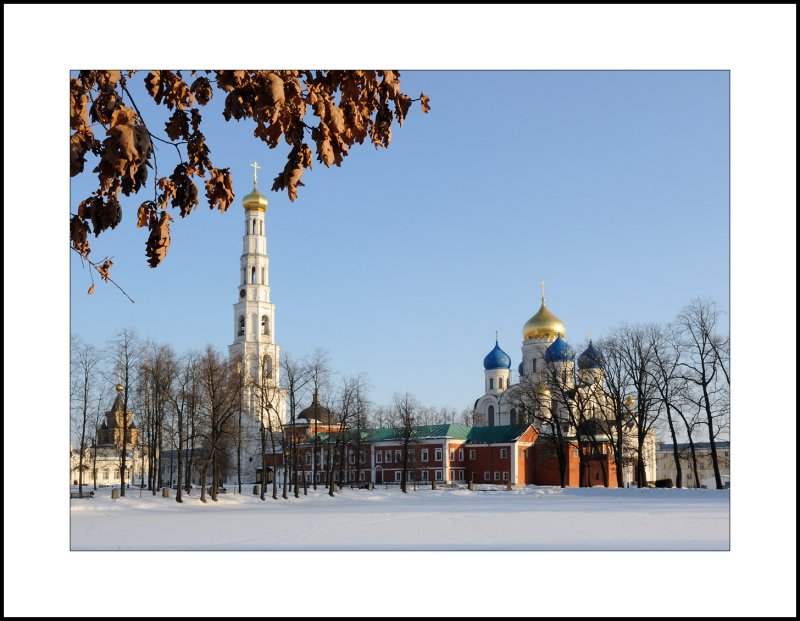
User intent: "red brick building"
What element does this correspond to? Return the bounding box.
[270,422,621,488]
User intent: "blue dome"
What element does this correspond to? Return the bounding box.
[518,361,524,376]
[544,334,574,363]
[483,341,511,370]
[578,340,603,369]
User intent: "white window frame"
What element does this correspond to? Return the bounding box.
[359,471,365,481]
[375,451,382,464]
[421,449,429,462]
[503,471,509,481]
[409,449,415,462]
[500,448,507,459]
[395,471,402,482]
[348,452,355,465]
[422,470,429,481]
[494,471,500,481]
[484,471,490,481]
[458,449,464,461]
[469,449,476,460]
[385,450,392,464]
[360,451,366,464]
[435,448,443,462]
[435,470,443,481]
[394,450,402,463]
[449,449,455,461]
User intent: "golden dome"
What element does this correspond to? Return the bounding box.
[523,297,566,341]
[115,383,124,393]
[243,183,268,211]
[535,381,550,395]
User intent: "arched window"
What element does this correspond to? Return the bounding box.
[241,268,246,285]
[260,220,263,235]
[532,359,537,372]
[252,219,256,234]
[261,267,265,285]
[510,408,517,425]
[251,267,256,284]
[488,378,494,390]
[238,315,245,337]
[498,377,504,389]
[261,315,269,335]
[488,405,495,427]
[264,354,273,379]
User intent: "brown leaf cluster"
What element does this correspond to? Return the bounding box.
[205,167,235,212]
[145,71,194,110]
[71,69,428,276]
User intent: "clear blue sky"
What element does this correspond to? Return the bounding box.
[70,70,729,410]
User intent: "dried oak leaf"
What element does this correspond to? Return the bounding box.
[70,78,88,130]
[165,109,190,141]
[70,127,96,177]
[187,133,211,176]
[215,70,248,92]
[205,167,234,212]
[145,71,165,104]
[395,94,411,127]
[420,93,430,113]
[70,214,91,258]
[87,284,95,295]
[137,201,157,228]
[145,211,172,268]
[262,72,285,107]
[190,108,202,133]
[190,76,213,106]
[97,258,113,282]
[169,163,199,216]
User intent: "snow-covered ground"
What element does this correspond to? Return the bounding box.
[71,484,729,550]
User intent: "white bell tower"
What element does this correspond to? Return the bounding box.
[228,162,285,428]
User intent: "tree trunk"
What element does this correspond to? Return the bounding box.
[667,410,682,488]
[701,386,723,489]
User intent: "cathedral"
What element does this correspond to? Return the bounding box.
[472,285,657,486]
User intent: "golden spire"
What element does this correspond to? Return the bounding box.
[243,162,268,211]
[115,371,123,393]
[522,279,566,341]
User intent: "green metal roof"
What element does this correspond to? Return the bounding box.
[368,424,471,442]
[300,423,533,445]
[465,424,532,444]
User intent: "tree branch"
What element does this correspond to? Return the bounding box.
[71,246,135,303]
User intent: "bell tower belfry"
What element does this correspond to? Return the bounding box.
[228,162,285,427]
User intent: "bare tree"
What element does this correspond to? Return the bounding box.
[196,345,243,502]
[509,374,569,488]
[281,354,311,499]
[165,351,197,503]
[248,350,284,501]
[108,328,141,497]
[676,299,730,489]
[612,324,662,488]
[594,335,631,488]
[71,337,100,497]
[392,392,419,494]
[306,349,331,491]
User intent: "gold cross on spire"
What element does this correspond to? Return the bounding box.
[250,161,260,185]
[540,280,546,303]
[495,330,498,343]
[589,328,592,341]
